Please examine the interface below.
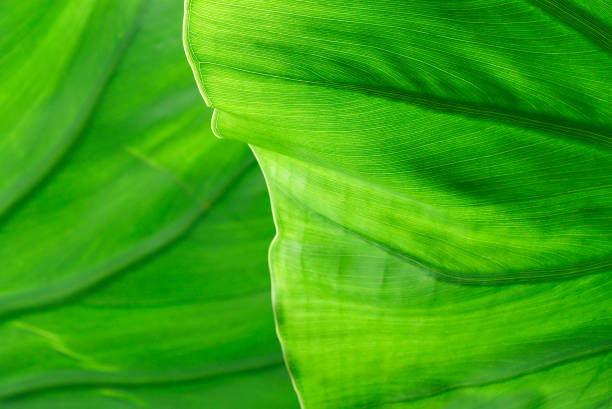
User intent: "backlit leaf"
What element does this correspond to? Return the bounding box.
[185,0,612,407]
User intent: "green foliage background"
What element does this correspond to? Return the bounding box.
[1,0,611,408]
[0,1,298,407]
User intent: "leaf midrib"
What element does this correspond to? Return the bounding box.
[357,347,612,409]
[199,61,611,150]
[255,146,611,285]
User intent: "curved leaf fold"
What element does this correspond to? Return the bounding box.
[185,0,612,407]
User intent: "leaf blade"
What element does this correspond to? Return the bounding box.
[186,0,612,407]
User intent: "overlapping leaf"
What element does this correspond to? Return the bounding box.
[185,0,612,407]
[0,1,298,407]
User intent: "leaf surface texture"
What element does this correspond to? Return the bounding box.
[185,0,612,407]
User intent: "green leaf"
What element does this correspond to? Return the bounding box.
[0,1,298,407]
[185,0,612,408]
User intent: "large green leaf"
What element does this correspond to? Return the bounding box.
[185,0,612,408]
[0,1,298,407]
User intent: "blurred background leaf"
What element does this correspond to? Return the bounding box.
[0,1,298,407]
